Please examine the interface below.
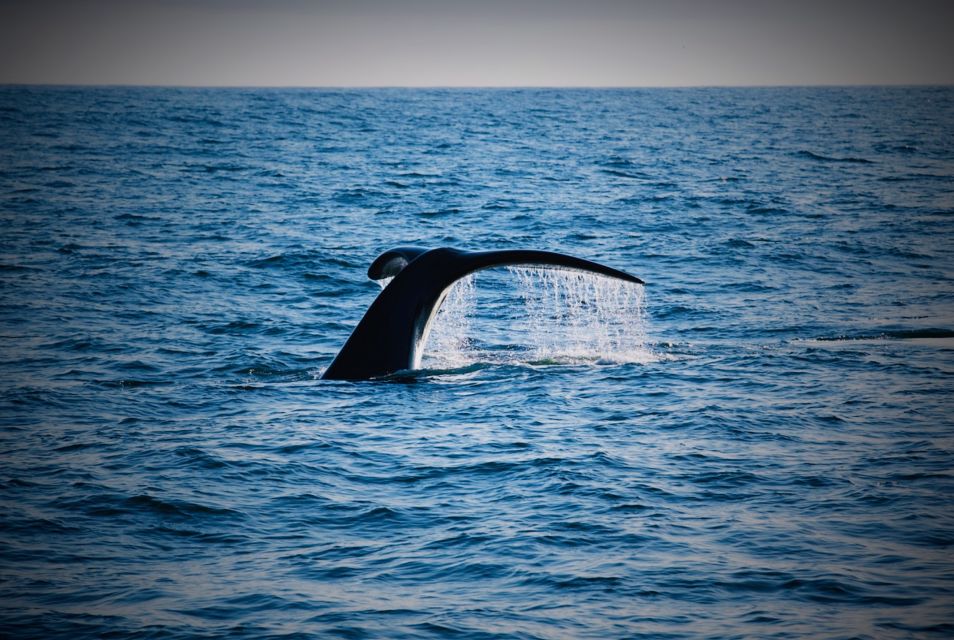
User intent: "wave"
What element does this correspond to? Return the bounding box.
[814,328,954,341]
[246,250,356,270]
[600,168,652,180]
[796,150,875,164]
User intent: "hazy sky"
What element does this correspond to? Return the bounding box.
[1,0,952,86]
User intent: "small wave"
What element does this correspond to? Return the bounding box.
[207,320,261,335]
[595,156,643,170]
[152,525,249,545]
[246,250,328,269]
[123,494,243,519]
[0,263,39,273]
[600,168,652,180]
[56,243,81,255]
[92,379,169,389]
[873,142,918,154]
[747,204,788,215]
[481,199,518,210]
[332,187,384,202]
[880,172,952,183]
[417,208,461,218]
[796,150,874,164]
[231,364,315,382]
[172,446,230,469]
[57,492,244,521]
[1,514,81,536]
[113,213,160,223]
[685,470,761,489]
[202,163,248,173]
[397,171,441,178]
[725,238,755,249]
[814,328,954,342]
[115,359,162,373]
[782,576,924,606]
[43,179,74,188]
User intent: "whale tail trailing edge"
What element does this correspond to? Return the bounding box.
[322,247,644,380]
[368,247,644,285]
[455,249,644,285]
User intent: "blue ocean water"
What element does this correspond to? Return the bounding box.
[1,86,953,639]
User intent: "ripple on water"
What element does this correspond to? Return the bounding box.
[0,86,953,639]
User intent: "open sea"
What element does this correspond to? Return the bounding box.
[1,86,953,639]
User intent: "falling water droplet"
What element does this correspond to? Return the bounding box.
[422,267,652,368]
[423,274,477,368]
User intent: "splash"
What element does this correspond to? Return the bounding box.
[422,267,651,368]
[510,266,650,363]
[422,274,477,368]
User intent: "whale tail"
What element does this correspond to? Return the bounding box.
[322,247,643,380]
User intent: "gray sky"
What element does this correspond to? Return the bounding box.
[1,0,952,86]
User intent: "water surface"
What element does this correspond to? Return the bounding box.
[1,86,953,638]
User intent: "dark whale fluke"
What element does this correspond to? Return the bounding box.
[322,247,644,380]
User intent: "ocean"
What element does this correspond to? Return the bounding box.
[1,86,953,638]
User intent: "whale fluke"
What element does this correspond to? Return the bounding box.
[322,247,644,380]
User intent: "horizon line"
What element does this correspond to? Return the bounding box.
[3,82,953,90]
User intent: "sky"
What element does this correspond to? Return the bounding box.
[1,0,952,87]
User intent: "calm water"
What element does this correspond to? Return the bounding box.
[1,86,953,639]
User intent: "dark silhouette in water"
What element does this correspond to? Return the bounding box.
[322,247,644,380]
